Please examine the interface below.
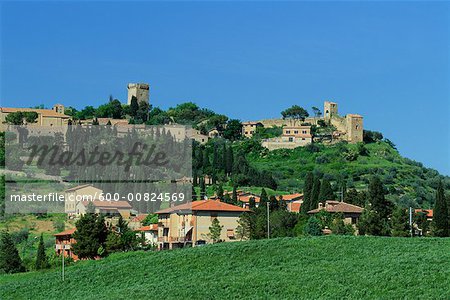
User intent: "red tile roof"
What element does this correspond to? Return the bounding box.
[308,201,363,214]
[415,209,433,218]
[54,228,76,236]
[131,214,148,223]
[239,195,261,203]
[155,200,250,214]
[280,193,303,201]
[135,224,158,231]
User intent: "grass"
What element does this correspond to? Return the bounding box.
[1,236,449,299]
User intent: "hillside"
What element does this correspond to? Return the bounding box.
[245,141,449,208]
[1,236,449,299]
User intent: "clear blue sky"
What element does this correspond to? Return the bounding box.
[1,1,449,175]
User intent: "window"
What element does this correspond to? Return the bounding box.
[302,130,307,134]
[294,130,298,134]
[302,138,305,140]
[286,130,291,134]
[356,124,359,129]
[289,137,293,142]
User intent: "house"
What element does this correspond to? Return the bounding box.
[262,125,312,150]
[75,200,133,219]
[54,228,78,261]
[129,214,148,230]
[208,128,221,138]
[242,121,263,138]
[155,200,250,250]
[307,200,364,225]
[239,194,261,208]
[414,209,433,221]
[280,193,303,213]
[188,128,209,144]
[135,224,158,245]
[64,184,103,216]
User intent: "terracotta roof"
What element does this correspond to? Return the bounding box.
[65,184,97,192]
[135,224,158,231]
[239,195,261,203]
[290,202,301,213]
[81,200,132,209]
[155,200,250,214]
[308,201,363,214]
[130,214,148,223]
[0,107,70,118]
[280,193,303,201]
[54,228,76,236]
[415,209,433,218]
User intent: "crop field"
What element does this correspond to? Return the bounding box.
[1,236,449,299]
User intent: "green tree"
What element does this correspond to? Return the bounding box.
[232,185,238,204]
[0,231,25,273]
[281,105,309,121]
[260,188,268,206]
[72,212,108,259]
[208,218,223,243]
[223,119,242,141]
[200,177,206,200]
[331,214,354,235]
[369,176,393,221]
[432,181,449,237]
[391,207,410,237]
[318,178,334,203]
[310,177,321,211]
[236,213,251,241]
[130,96,139,117]
[35,233,49,270]
[303,217,323,236]
[302,172,314,214]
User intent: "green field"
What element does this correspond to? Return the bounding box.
[1,236,449,299]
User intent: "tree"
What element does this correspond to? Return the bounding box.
[249,197,256,209]
[208,218,223,243]
[72,212,108,259]
[391,207,410,237]
[432,181,449,237]
[142,214,158,226]
[199,177,206,200]
[0,231,25,274]
[331,214,354,235]
[223,119,242,141]
[318,178,334,203]
[35,233,49,270]
[216,185,224,201]
[312,106,322,117]
[303,217,323,236]
[281,105,309,122]
[260,188,268,206]
[302,172,314,214]
[369,176,393,221]
[130,96,139,117]
[232,185,238,204]
[236,213,251,241]
[310,177,321,211]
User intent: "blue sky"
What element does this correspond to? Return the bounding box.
[1,1,449,175]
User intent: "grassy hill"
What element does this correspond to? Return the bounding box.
[246,141,449,208]
[1,236,449,299]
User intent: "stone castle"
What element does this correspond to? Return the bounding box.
[127,83,150,105]
[243,101,363,150]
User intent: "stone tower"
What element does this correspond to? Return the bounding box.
[346,114,363,143]
[127,83,150,105]
[324,101,338,121]
[52,104,65,114]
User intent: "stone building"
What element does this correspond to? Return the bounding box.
[0,104,70,130]
[242,121,263,138]
[262,124,313,150]
[127,83,150,105]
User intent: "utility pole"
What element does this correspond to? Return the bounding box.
[62,247,65,281]
[267,201,270,239]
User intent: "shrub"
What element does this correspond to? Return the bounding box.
[303,217,323,236]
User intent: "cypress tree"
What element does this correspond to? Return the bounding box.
[232,185,238,204]
[302,172,314,213]
[226,145,234,176]
[432,181,449,237]
[130,96,139,117]
[192,186,197,201]
[260,188,268,206]
[318,178,334,203]
[0,231,25,274]
[249,197,256,209]
[310,177,321,211]
[368,176,392,220]
[391,207,410,237]
[35,233,49,270]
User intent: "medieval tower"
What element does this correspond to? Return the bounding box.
[127,83,150,105]
[324,101,338,121]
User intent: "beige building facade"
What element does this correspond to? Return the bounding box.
[0,104,70,130]
[242,121,263,138]
[64,184,103,215]
[127,83,149,105]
